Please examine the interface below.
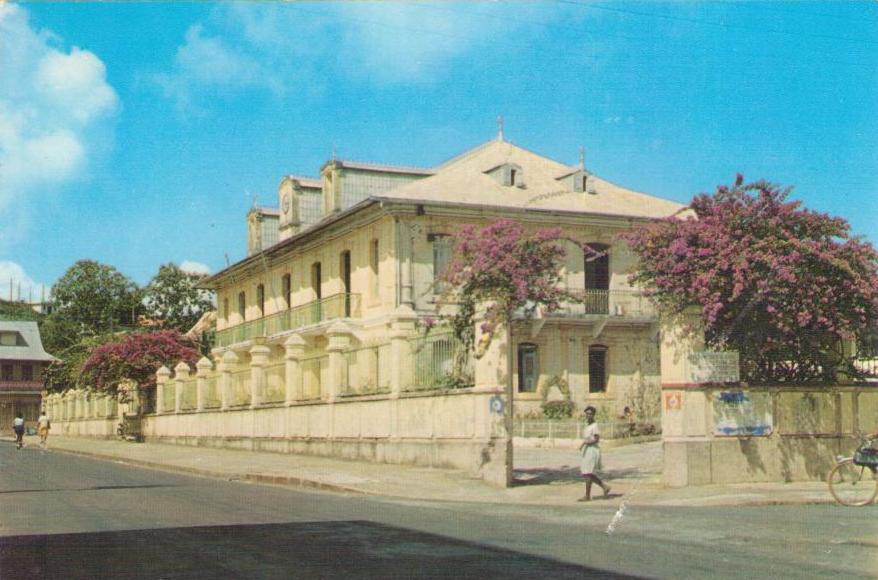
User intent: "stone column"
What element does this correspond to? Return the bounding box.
[389,307,417,397]
[284,334,306,405]
[399,223,421,309]
[660,307,710,487]
[249,343,270,409]
[174,362,190,413]
[196,357,212,412]
[156,366,171,415]
[219,350,239,411]
[325,322,353,403]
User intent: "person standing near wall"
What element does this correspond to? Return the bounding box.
[12,413,25,450]
[578,406,611,501]
[37,410,50,449]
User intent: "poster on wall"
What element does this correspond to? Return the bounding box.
[713,390,773,436]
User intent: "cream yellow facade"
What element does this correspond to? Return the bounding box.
[205,138,686,422]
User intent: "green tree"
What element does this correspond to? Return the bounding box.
[51,260,142,337]
[143,263,214,333]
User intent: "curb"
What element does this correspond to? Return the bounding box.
[48,446,367,496]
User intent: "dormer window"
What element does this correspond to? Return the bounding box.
[487,163,525,188]
[557,169,592,194]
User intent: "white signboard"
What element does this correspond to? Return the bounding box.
[687,351,740,384]
[713,390,773,437]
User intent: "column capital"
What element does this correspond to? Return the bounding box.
[249,343,271,366]
[196,356,213,375]
[284,334,306,360]
[174,361,192,376]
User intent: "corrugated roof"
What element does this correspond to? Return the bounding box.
[324,160,435,176]
[0,320,55,362]
[379,139,687,219]
[286,175,322,189]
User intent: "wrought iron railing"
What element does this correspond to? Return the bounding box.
[406,331,474,391]
[301,355,328,400]
[343,344,392,395]
[555,289,656,317]
[215,293,362,347]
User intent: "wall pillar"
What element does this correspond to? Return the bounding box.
[389,307,417,397]
[196,357,212,412]
[174,362,190,414]
[284,334,306,405]
[219,350,239,411]
[249,343,270,409]
[660,307,711,487]
[156,366,171,415]
[326,322,353,403]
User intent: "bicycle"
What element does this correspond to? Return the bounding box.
[828,437,878,507]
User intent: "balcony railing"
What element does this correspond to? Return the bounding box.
[215,293,362,348]
[555,289,656,318]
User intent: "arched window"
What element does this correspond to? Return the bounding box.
[237,291,246,321]
[588,345,608,393]
[518,343,540,393]
[256,284,265,317]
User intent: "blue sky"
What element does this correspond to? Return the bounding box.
[1,1,876,299]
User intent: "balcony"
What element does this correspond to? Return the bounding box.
[215,293,362,348]
[554,289,656,318]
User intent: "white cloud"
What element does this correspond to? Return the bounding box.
[180,260,211,276]
[0,4,118,244]
[35,47,118,125]
[154,3,564,108]
[154,23,280,113]
[0,261,48,301]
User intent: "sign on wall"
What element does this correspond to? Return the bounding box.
[687,351,740,384]
[713,390,773,436]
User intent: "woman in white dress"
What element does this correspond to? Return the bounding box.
[578,406,611,501]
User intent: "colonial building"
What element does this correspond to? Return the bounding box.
[203,135,686,421]
[0,321,54,433]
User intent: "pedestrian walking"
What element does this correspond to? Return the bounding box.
[37,410,51,449]
[578,406,611,501]
[12,413,25,450]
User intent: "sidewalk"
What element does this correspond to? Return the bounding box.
[3,435,836,507]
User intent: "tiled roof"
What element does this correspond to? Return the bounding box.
[0,320,55,362]
[378,139,688,219]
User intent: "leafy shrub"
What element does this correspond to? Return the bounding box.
[541,400,576,420]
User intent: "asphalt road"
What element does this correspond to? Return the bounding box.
[0,443,875,579]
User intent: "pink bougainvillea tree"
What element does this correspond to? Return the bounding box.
[80,330,201,393]
[622,175,878,384]
[438,219,596,354]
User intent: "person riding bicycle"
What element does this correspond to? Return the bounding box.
[12,413,25,449]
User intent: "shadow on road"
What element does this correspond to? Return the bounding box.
[0,520,644,579]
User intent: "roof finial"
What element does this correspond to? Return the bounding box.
[497,115,504,142]
[579,145,585,170]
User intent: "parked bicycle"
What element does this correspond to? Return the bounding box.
[828,437,878,507]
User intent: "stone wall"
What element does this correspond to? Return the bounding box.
[662,385,877,486]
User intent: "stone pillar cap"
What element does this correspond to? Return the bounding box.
[157,366,172,377]
[326,321,353,336]
[284,333,306,348]
[196,356,214,369]
[221,350,240,364]
[174,361,192,373]
[249,343,271,355]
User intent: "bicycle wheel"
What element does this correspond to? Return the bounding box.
[828,459,878,507]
